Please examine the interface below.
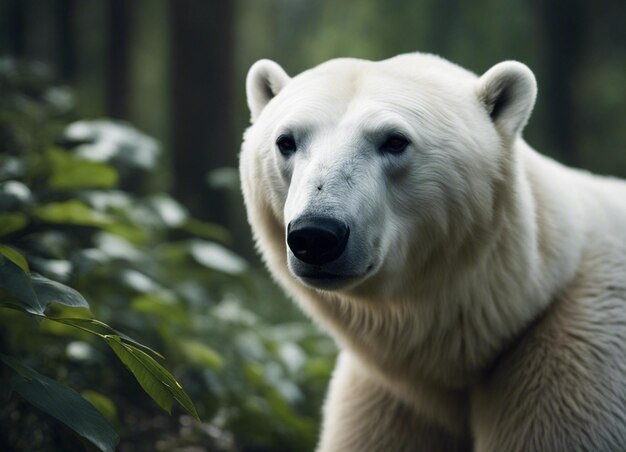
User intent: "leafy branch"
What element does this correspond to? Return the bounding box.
[0,246,198,452]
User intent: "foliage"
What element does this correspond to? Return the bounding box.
[0,60,336,451]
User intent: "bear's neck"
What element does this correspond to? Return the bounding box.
[294,140,585,389]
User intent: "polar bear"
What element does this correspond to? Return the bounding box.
[239,53,626,451]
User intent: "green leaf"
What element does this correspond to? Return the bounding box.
[56,317,164,358]
[0,245,29,272]
[46,148,118,190]
[206,167,240,191]
[104,222,146,244]
[0,255,40,314]
[106,337,172,413]
[0,212,28,236]
[130,293,189,327]
[0,260,89,315]
[0,180,32,211]
[34,200,111,227]
[104,336,199,419]
[181,218,231,243]
[31,274,90,310]
[148,194,188,228]
[65,120,159,170]
[304,358,334,379]
[0,354,33,380]
[189,240,247,275]
[180,339,224,371]
[81,390,118,424]
[0,354,119,452]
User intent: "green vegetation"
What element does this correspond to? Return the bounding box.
[0,60,335,451]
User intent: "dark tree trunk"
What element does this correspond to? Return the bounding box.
[5,0,27,58]
[56,0,76,82]
[533,0,586,166]
[106,0,132,119]
[169,0,236,222]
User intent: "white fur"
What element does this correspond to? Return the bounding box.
[240,52,626,451]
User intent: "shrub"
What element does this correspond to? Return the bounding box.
[0,59,335,451]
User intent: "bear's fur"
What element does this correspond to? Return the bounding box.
[239,53,626,451]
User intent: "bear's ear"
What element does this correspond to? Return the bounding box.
[246,59,291,123]
[476,61,537,140]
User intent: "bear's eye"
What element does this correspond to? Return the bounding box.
[380,134,410,154]
[276,135,297,155]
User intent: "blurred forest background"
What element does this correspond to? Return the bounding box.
[0,0,624,451]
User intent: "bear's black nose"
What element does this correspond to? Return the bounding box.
[287,217,350,265]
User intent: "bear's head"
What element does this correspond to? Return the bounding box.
[240,53,537,297]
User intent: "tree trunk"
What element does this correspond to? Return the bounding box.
[106,0,132,119]
[56,0,76,82]
[4,0,27,58]
[169,0,236,222]
[533,0,586,166]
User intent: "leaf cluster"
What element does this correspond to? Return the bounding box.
[0,60,336,451]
